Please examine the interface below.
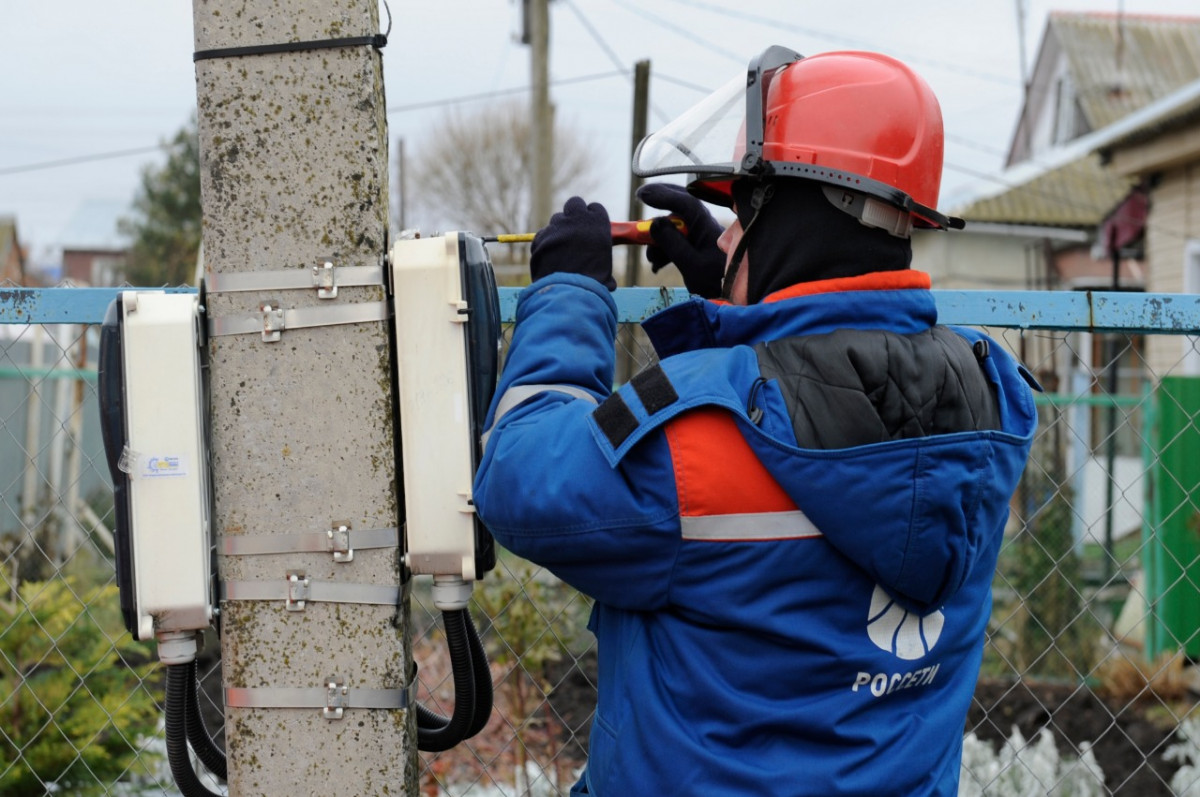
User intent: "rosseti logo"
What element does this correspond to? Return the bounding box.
[865,584,944,661]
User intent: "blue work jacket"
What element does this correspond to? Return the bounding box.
[473,272,1038,796]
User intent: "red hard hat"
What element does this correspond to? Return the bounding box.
[762,51,944,221]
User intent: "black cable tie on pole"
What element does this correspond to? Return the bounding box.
[194,34,387,62]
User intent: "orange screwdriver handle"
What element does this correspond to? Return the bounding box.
[610,216,687,245]
[484,216,688,246]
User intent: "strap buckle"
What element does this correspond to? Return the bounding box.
[261,303,286,342]
[328,522,354,563]
[286,571,310,611]
[313,261,338,299]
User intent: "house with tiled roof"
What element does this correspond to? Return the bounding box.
[913,12,1200,551]
[914,12,1200,291]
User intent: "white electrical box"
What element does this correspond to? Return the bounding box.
[104,291,213,642]
[390,233,498,585]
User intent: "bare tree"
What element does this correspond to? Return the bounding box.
[407,100,600,247]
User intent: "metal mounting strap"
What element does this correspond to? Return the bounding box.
[205,264,385,299]
[225,678,413,720]
[221,572,402,611]
[207,299,389,342]
[221,524,399,563]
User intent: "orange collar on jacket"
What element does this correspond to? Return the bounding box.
[762,270,931,303]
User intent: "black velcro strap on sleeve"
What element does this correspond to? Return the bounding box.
[630,364,678,415]
[593,393,640,450]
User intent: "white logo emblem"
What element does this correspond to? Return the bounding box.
[866,585,944,660]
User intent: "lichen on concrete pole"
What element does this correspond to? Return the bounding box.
[192,0,414,792]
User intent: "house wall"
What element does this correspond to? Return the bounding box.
[1008,29,1066,166]
[1144,162,1200,378]
[61,249,125,287]
[912,229,1045,290]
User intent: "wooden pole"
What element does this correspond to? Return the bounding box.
[529,0,554,230]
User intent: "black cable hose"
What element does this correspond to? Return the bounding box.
[464,610,493,737]
[416,608,493,752]
[415,609,475,751]
[165,662,224,797]
[185,663,228,781]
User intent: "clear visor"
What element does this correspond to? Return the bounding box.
[632,73,747,179]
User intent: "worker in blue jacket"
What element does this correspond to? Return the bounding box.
[473,46,1039,796]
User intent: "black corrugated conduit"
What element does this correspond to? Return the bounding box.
[165,661,225,796]
[415,608,493,751]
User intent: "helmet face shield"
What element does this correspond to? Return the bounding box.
[632,47,803,197]
[631,72,745,181]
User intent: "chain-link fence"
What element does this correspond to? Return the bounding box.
[2,286,1200,795]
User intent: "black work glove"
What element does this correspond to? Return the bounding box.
[530,196,616,291]
[637,182,726,299]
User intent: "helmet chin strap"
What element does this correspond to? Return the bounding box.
[720,183,775,301]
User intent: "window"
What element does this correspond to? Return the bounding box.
[1050,73,1087,146]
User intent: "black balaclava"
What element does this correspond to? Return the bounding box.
[730,178,913,305]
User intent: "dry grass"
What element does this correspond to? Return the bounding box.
[1097,649,1192,704]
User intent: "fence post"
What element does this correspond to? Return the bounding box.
[192,2,412,792]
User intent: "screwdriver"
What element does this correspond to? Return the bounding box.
[483,216,687,246]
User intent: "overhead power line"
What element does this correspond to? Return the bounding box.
[386,71,624,114]
[0,144,169,177]
[559,0,679,125]
[606,0,745,64]
[654,72,712,94]
[3,71,684,177]
[563,0,628,75]
[656,0,1018,87]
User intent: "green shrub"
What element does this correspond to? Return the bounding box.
[0,572,161,796]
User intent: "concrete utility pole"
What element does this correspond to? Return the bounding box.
[528,0,554,230]
[193,1,413,793]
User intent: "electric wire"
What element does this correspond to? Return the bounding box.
[562,0,626,77]
[385,71,623,115]
[655,0,1018,87]
[559,0,675,125]
[605,0,746,65]
[653,72,713,95]
[1,73,627,177]
[0,144,170,177]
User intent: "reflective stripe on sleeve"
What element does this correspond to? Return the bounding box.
[483,383,599,445]
[681,510,822,542]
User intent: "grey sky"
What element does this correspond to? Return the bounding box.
[3,1,1198,264]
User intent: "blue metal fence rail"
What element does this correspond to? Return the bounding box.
[4,286,1200,331]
